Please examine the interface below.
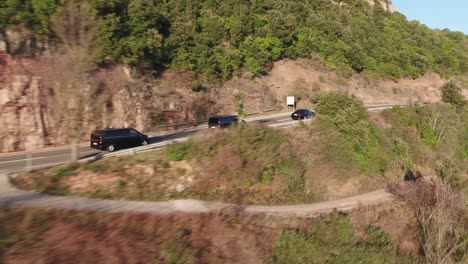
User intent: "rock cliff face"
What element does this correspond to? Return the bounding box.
[0,28,277,152]
[1,51,446,152]
[0,27,53,57]
[368,0,397,12]
[0,14,450,153]
[334,0,397,12]
[0,52,53,151]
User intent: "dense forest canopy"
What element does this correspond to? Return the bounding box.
[1,0,467,80]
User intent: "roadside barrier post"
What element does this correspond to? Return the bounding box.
[26,141,32,172]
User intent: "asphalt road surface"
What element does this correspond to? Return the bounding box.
[0,105,402,173]
[0,112,292,173]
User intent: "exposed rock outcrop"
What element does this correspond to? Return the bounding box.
[0,50,449,153]
[0,27,53,57]
[0,58,277,152]
[0,57,52,151]
[366,0,398,12]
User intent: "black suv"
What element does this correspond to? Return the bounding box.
[90,128,149,152]
[291,109,316,120]
[208,115,239,128]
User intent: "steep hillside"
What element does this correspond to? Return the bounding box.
[0,49,454,152]
[0,0,467,151]
[1,0,467,79]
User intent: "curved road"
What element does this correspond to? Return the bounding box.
[0,105,402,173]
[0,105,400,217]
[0,171,393,218]
[0,112,293,172]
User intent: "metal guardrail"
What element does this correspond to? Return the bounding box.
[82,104,405,161]
[79,137,190,163]
[6,104,408,171]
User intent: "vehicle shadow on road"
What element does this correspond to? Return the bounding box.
[80,152,103,160]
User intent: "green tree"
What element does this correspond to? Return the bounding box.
[121,0,164,67]
[241,35,284,76]
[31,0,58,34]
[2,0,467,80]
[441,81,466,108]
[234,92,246,121]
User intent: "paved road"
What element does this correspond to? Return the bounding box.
[0,112,293,172]
[0,171,393,217]
[0,106,400,217]
[0,105,403,173]
[0,146,101,172]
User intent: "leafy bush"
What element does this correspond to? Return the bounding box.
[313,92,368,120]
[162,231,194,264]
[53,163,79,177]
[270,213,413,263]
[312,92,392,174]
[382,104,467,191]
[225,125,286,164]
[279,159,307,202]
[190,81,204,92]
[166,142,192,161]
[441,81,466,108]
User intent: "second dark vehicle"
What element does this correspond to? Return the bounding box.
[90,128,149,152]
[291,109,316,120]
[208,115,239,128]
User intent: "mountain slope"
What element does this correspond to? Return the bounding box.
[1,0,466,80]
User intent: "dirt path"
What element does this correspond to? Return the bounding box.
[0,171,393,217]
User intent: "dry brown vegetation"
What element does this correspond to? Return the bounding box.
[12,96,467,209]
[38,0,99,160]
[12,124,397,205]
[0,208,278,264]
[390,177,468,263]
[0,204,425,264]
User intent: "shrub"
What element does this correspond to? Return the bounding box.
[390,178,467,263]
[82,163,107,172]
[53,163,80,177]
[234,93,246,121]
[383,104,467,189]
[312,92,392,174]
[162,231,194,264]
[441,81,466,108]
[190,81,204,92]
[166,142,192,161]
[225,125,286,165]
[260,167,274,184]
[270,213,410,263]
[312,91,368,120]
[154,159,170,168]
[279,159,307,202]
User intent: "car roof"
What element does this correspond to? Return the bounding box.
[209,115,238,118]
[93,128,135,133]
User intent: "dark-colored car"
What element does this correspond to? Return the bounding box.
[208,115,239,128]
[291,109,316,120]
[90,128,149,152]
